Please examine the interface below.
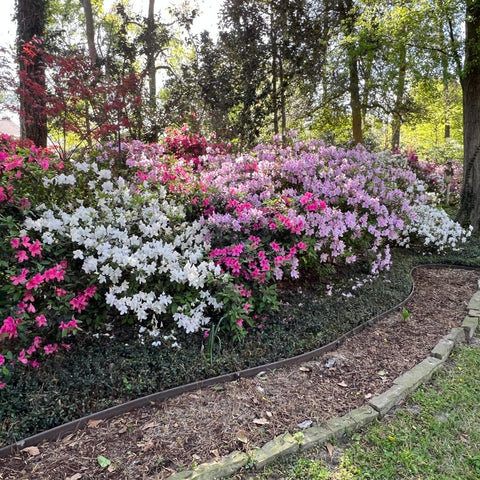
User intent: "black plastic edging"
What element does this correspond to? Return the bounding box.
[0,264,477,458]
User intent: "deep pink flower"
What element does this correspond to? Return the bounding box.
[21,236,31,248]
[10,268,29,285]
[26,273,45,290]
[0,317,22,339]
[44,344,58,355]
[10,238,20,248]
[35,314,47,327]
[84,285,97,298]
[28,239,42,257]
[18,349,28,364]
[15,250,29,263]
[70,295,88,312]
[0,354,4,365]
[236,318,244,327]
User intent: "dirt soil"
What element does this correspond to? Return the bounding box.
[0,267,478,480]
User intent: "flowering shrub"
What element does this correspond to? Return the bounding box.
[0,129,473,385]
[0,235,96,388]
[404,148,462,202]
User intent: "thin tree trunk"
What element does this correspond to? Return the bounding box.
[349,54,363,144]
[147,0,156,111]
[80,0,98,64]
[391,40,406,149]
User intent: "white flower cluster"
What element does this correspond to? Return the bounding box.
[399,203,472,251]
[24,161,224,334]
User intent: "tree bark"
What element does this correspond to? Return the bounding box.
[17,0,48,147]
[147,0,156,111]
[339,0,363,144]
[391,40,406,149]
[457,1,480,230]
[80,0,98,64]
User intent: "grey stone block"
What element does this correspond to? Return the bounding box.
[468,291,480,311]
[393,356,442,394]
[462,316,479,340]
[324,414,356,439]
[469,309,480,318]
[298,425,333,451]
[368,384,409,416]
[252,432,299,470]
[446,327,466,344]
[430,337,455,361]
[346,405,380,428]
[166,451,249,479]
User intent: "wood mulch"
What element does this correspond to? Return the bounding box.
[0,267,478,480]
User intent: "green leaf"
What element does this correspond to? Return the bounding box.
[97,456,111,468]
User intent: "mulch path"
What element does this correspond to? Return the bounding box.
[1,267,478,480]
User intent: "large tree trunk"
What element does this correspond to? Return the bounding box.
[80,0,98,64]
[17,0,48,147]
[457,1,480,230]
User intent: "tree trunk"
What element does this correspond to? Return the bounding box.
[80,0,98,64]
[147,0,156,111]
[270,7,279,135]
[340,0,363,144]
[457,1,480,230]
[349,54,363,144]
[17,0,48,148]
[391,40,406,149]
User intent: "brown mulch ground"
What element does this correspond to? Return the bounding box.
[0,267,478,480]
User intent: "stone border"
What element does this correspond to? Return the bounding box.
[165,286,480,479]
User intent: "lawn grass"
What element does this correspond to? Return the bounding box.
[232,336,480,480]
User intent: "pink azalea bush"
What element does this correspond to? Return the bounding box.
[0,129,472,386]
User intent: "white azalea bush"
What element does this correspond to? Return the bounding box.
[24,159,224,335]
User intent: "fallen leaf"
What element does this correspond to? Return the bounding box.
[66,474,82,480]
[266,411,273,418]
[377,370,387,376]
[237,431,249,444]
[87,419,103,428]
[364,393,372,399]
[326,443,334,457]
[118,426,128,434]
[253,418,269,425]
[299,366,311,372]
[97,456,111,468]
[210,449,220,458]
[141,421,157,430]
[338,381,348,387]
[22,446,40,456]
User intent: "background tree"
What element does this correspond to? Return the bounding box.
[457,0,480,229]
[16,0,48,147]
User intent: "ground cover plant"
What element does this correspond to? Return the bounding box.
[0,128,475,446]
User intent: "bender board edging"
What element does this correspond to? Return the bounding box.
[0,265,478,467]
